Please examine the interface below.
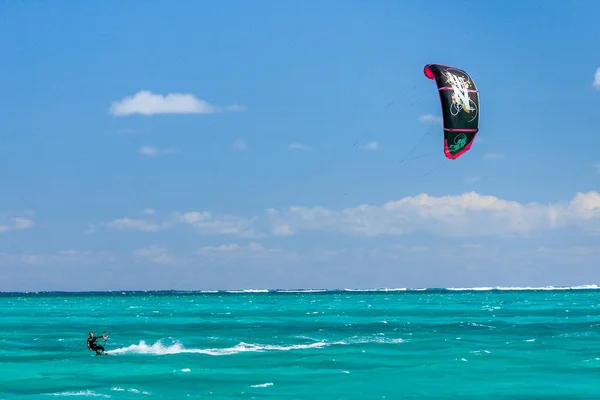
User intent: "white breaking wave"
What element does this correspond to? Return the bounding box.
[445,285,599,291]
[45,390,110,397]
[106,339,340,356]
[105,335,405,357]
[214,285,600,293]
[250,383,273,388]
[111,387,151,395]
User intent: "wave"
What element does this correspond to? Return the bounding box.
[106,340,338,356]
[205,285,600,293]
[443,285,599,291]
[4,285,599,296]
[44,390,110,397]
[105,335,405,357]
[251,383,273,388]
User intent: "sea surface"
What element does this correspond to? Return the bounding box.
[2,286,600,399]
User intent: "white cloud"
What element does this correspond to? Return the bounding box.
[139,146,179,157]
[593,67,600,90]
[0,250,113,266]
[85,223,97,235]
[484,153,504,159]
[288,143,312,151]
[133,246,177,264]
[464,176,481,184]
[362,141,379,151]
[196,241,301,262]
[594,163,600,174]
[233,138,247,150]
[100,210,261,238]
[0,216,35,233]
[106,218,161,232]
[266,191,600,238]
[142,208,156,215]
[171,211,261,238]
[533,245,600,264]
[127,242,302,266]
[98,191,600,241]
[109,90,246,116]
[419,114,442,124]
[271,222,294,236]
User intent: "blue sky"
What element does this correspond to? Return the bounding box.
[1,0,599,291]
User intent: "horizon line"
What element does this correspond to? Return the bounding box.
[1,284,599,295]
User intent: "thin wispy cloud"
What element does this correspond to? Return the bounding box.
[139,146,179,157]
[484,153,504,160]
[288,143,312,151]
[133,246,177,264]
[419,114,442,124]
[196,242,301,263]
[464,176,481,184]
[100,210,262,238]
[0,250,113,266]
[85,223,97,235]
[362,141,379,151]
[0,216,35,233]
[171,211,262,238]
[593,67,600,90]
[106,218,161,232]
[109,90,246,116]
[594,163,600,174]
[233,138,247,150]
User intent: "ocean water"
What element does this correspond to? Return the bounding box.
[2,287,600,399]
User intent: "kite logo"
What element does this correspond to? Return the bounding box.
[444,71,477,122]
[448,133,467,154]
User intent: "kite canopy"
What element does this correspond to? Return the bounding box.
[424,64,479,160]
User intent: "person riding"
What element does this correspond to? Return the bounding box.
[87,331,107,355]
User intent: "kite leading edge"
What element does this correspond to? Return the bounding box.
[424,64,480,160]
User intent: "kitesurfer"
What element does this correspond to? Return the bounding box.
[87,331,107,355]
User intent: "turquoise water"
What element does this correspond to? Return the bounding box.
[2,287,600,399]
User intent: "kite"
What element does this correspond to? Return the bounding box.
[424,64,480,160]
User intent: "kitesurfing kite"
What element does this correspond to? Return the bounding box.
[424,64,480,160]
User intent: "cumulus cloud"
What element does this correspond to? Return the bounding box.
[109,90,246,116]
[266,191,600,238]
[288,143,312,151]
[0,216,35,233]
[139,146,179,157]
[419,114,442,124]
[362,141,379,151]
[97,191,600,240]
[593,67,600,90]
